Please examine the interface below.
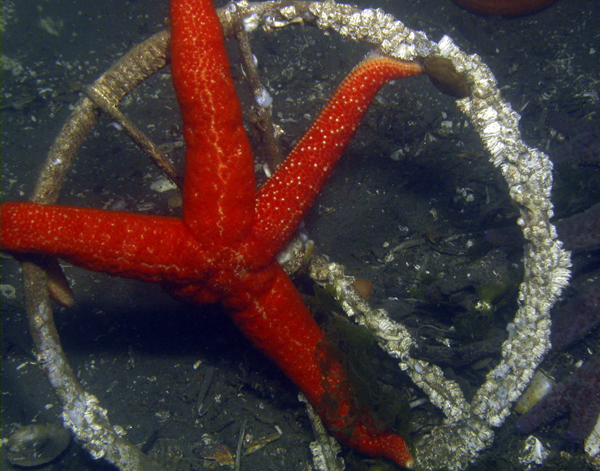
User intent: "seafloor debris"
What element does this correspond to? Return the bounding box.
[547,114,600,167]
[5,423,71,467]
[515,353,600,442]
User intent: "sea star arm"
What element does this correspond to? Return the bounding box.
[170,0,256,244]
[250,57,423,262]
[0,202,211,283]
[229,262,414,467]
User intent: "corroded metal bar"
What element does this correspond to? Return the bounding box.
[84,83,182,188]
[232,16,285,174]
[25,29,173,471]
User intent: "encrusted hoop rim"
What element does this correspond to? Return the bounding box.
[22,2,570,470]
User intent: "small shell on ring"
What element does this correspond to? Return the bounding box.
[6,424,71,467]
[243,12,260,32]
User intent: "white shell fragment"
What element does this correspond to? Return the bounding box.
[585,414,600,471]
[519,435,550,466]
[149,175,177,193]
[1,284,16,299]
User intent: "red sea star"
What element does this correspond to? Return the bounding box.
[0,0,425,467]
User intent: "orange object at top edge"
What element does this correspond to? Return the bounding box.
[452,0,558,16]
